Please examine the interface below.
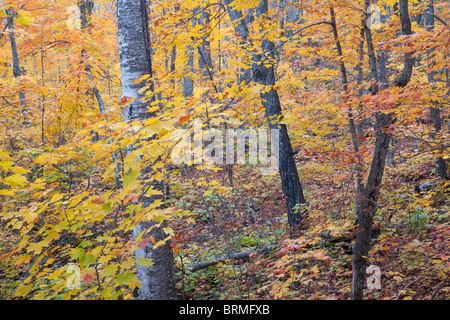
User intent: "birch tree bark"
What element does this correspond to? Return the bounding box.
[117,0,176,300]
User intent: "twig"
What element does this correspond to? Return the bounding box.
[430,281,447,300]
[395,276,421,300]
[334,161,359,220]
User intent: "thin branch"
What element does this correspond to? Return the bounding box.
[188,244,280,272]
[430,281,447,300]
[0,18,11,42]
[395,276,421,300]
[197,46,219,94]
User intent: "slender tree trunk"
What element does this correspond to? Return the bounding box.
[79,1,105,115]
[223,0,252,83]
[426,0,448,179]
[183,47,195,99]
[197,9,213,80]
[225,0,307,232]
[352,0,415,300]
[79,1,122,186]
[78,0,94,29]
[329,6,364,198]
[6,7,27,125]
[117,0,176,300]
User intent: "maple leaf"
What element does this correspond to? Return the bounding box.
[81,270,96,284]
[179,114,190,123]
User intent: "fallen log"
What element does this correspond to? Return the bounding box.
[187,244,280,272]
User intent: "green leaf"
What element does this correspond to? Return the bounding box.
[102,202,112,213]
[123,170,139,189]
[103,264,119,277]
[16,10,34,26]
[79,254,95,268]
[116,271,135,285]
[79,241,90,248]
[137,257,153,268]
[70,247,85,260]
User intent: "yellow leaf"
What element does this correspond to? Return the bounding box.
[0,189,15,196]
[23,208,38,224]
[50,193,64,203]
[5,174,27,187]
[187,217,196,224]
[27,242,46,254]
[16,10,34,26]
[15,284,32,297]
[163,227,174,236]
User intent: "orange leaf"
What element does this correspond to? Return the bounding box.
[82,270,96,284]
[91,197,105,204]
[178,114,190,123]
[118,96,129,106]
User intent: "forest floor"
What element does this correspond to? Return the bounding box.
[0,152,449,300]
[168,153,450,300]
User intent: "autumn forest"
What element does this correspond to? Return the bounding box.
[0,0,449,301]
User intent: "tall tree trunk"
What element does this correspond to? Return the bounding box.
[79,1,122,186]
[223,0,252,83]
[197,9,214,80]
[426,0,448,179]
[225,0,307,232]
[79,1,105,115]
[352,0,415,300]
[329,6,364,200]
[117,0,176,300]
[6,7,27,125]
[78,0,94,29]
[183,47,195,99]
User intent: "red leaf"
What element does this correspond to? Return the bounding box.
[276,248,287,257]
[137,236,155,250]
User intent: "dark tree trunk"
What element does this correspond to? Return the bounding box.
[352,112,394,300]
[426,0,448,179]
[183,48,194,98]
[352,0,415,300]
[6,7,27,124]
[225,0,307,232]
[223,0,252,83]
[78,1,105,115]
[117,0,176,300]
[197,9,214,80]
[78,0,94,29]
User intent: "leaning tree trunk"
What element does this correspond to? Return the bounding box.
[225,0,307,232]
[117,0,176,300]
